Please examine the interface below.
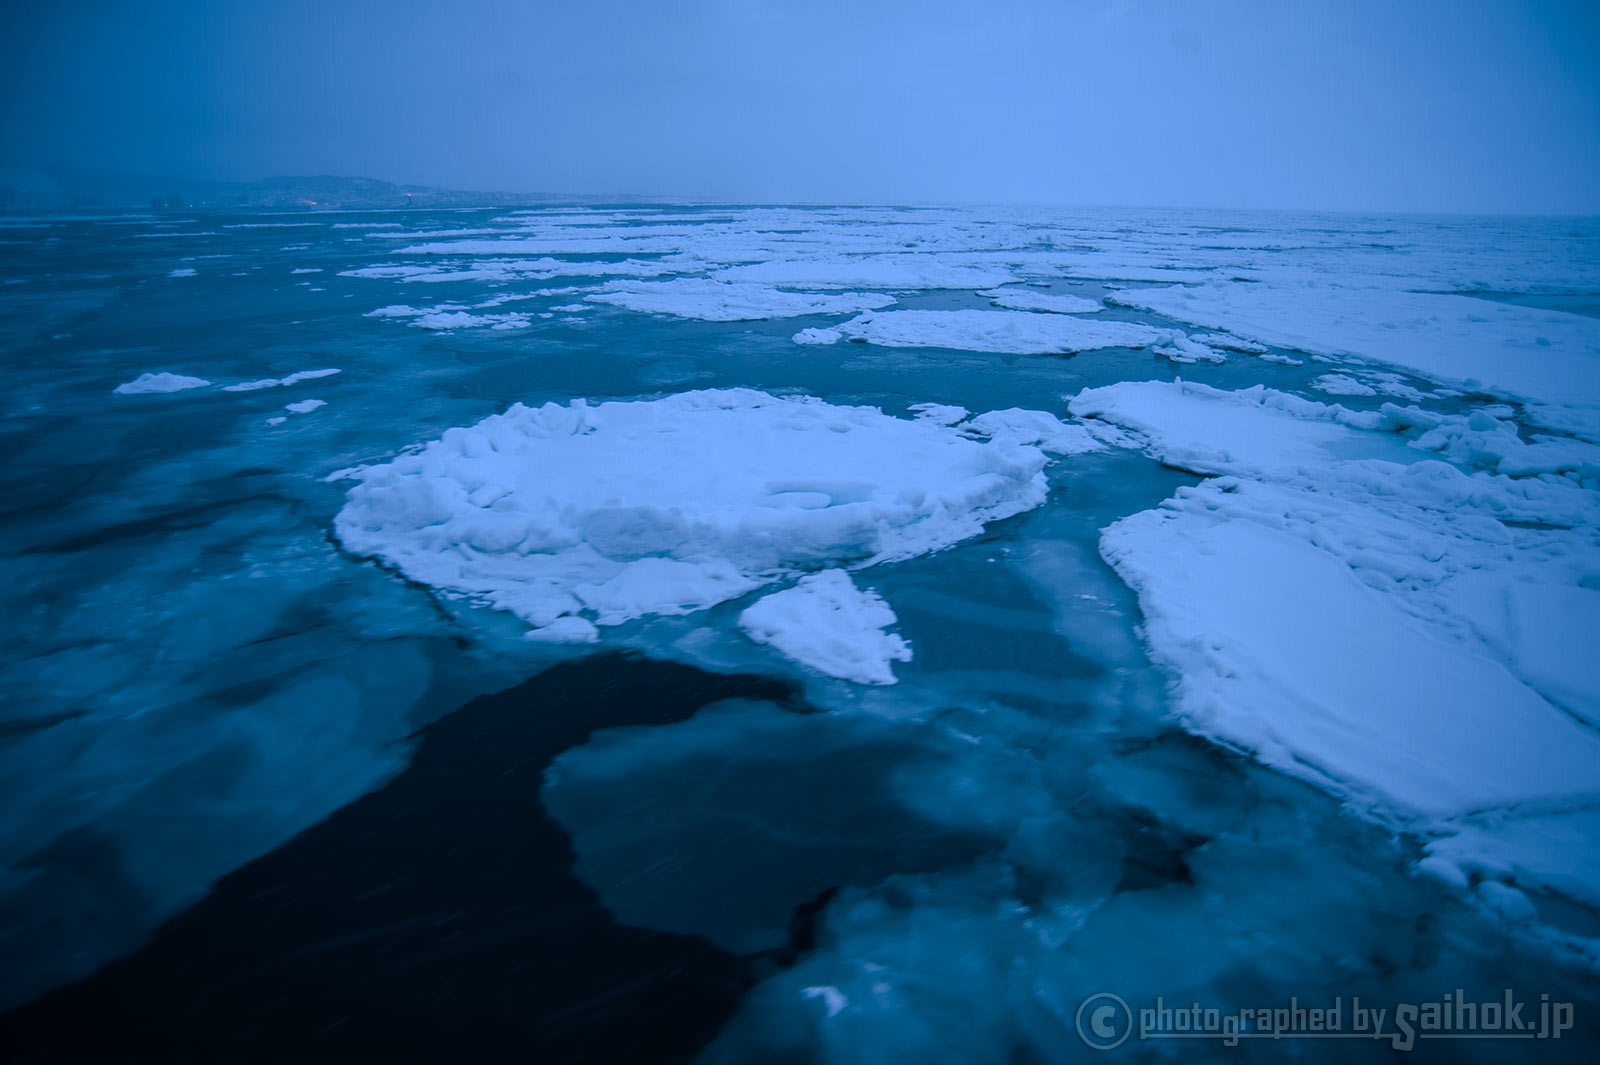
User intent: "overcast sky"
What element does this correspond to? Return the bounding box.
[4,0,1597,212]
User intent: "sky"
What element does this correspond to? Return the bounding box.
[3,0,1598,213]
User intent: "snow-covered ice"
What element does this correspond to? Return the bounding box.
[976,286,1100,314]
[113,372,211,394]
[1112,281,1600,437]
[823,309,1167,354]
[1068,379,1414,476]
[334,389,1052,639]
[1075,378,1600,909]
[222,368,341,392]
[738,570,912,685]
[583,278,895,322]
[713,258,1016,290]
[793,326,842,345]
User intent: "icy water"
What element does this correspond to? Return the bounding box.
[1,205,1598,1061]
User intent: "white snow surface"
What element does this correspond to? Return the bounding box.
[830,309,1167,355]
[1068,380,1415,476]
[1111,282,1600,437]
[583,278,895,321]
[738,570,912,685]
[793,327,842,345]
[113,372,211,395]
[714,258,1015,290]
[977,287,1101,314]
[1077,379,1600,905]
[334,389,1052,639]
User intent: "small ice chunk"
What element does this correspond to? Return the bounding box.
[739,570,912,685]
[978,287,1101,314]
[285,399,325,414]
[524,616,601,643]
[223,368,341,392]
[803,986,848,1018]
[1153,333,1226,364]
[963,408,1103,455]
[1313,373,1379,396]
[113,372,211,395]
[907,402,969,426]
[1191,331,1268,354]
[412,310,494,330]
[793,327,842,345]
[167,267,197,278]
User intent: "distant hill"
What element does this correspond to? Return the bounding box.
[0,164,547,212]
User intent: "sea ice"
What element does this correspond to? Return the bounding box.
[1075,378,1600,908]
[1101,494,1600,817]
[222,368,341,392]
[976,287,1101,314]
[1111,281,1600,436]
[1068,379,1413,476]
[829,309,1166,355]
[583,278,895,322]
[714,259,1016,290]
[112,372,211,395]
[1191,331,1267,354]
[1152,333,1226,364]
[959,408,1104,455]
[334,389,1053,639]
[1313,373,1380,396]
[738,570,912,685]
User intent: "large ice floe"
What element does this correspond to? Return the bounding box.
[334,389,1057,643]
[1111,282,1600,439]
[1072,379,1600,915]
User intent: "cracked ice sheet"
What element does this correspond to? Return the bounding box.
[1110,281,1600,438]
[1076,379,1600,910]
[819,309,1167,355]
[583,278,896,322]
[333,389,1054,640]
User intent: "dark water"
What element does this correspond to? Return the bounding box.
[0,655,817,1062]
